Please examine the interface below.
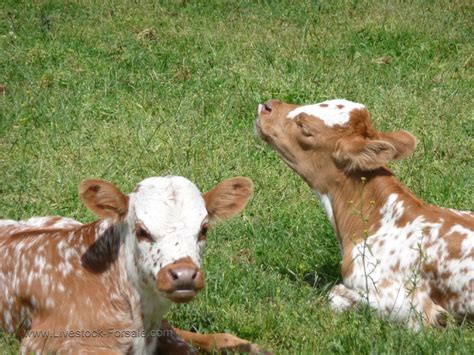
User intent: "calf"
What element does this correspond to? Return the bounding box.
[0,176,259,353]
[256,99,473,328]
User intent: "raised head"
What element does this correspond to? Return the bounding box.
[80,176,253,303]
[256,99,416,190]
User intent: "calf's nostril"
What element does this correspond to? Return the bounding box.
[169,269,179,281]
[263,102,272,112]
[191,270,198,280]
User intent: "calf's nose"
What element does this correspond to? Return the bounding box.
[157,257,205,303]
[262,100,273,112]
[258,99,281,115]
[167,265,202,290]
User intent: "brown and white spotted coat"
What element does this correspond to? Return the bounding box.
[0,176,262,353]
[256,98,473,328]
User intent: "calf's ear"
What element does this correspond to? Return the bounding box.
[379,131,417,160]
[333,136,397,171]
[203,177,253,224]
[79,179,129,221]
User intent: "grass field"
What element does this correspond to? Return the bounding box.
[1,0,473,353]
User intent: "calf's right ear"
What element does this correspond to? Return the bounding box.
[333,136,397,171]
[333,130,417,172]
[79,179,129,221]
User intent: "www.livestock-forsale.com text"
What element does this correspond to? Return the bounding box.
[24,328,172,339]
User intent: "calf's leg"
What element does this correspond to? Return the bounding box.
[329,284,363,312]
[172,327,267,354]
[329,281,449,329]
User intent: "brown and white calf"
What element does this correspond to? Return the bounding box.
[256,99,473,328]
[0,176,259,353]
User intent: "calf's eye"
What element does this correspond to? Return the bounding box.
[296,121,312,137]
[198,223,209,242]
[136,226,153,243]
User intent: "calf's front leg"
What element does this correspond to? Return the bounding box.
[155,320,198,355]
[329,284,363,312]
[172,327,267,354]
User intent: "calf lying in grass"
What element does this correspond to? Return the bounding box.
[0,176,262,353]
[256,99,473,329]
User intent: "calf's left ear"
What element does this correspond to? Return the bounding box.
[79,179,129,221]
[203,177,254,224]
[379,131,417,160]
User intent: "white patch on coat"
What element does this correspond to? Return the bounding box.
[0,217,82,239]
[3,312,13,331]
[33,255,46,276]
[329,284,361,312]
[448,208,474,217]
[426,223,474,315]
[344,195,437,317]
[334,193,474,327]
[0,220,18,228]
[315,192,345,254]
[314,191,335,227]
[287,99,366,127]
[45,298,55,308]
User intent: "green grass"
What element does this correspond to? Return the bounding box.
[1,0,473,353]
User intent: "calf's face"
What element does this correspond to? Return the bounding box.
[256,99,417,188]
[80,176,253,303]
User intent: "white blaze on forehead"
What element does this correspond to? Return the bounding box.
[129,176,208,276]
[287,99,365,127]
[131,176,208,236]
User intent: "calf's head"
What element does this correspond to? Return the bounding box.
[256,99,417,190]
[80,176,253,303]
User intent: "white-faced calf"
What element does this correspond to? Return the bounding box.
[0,176,257,353]
[256,99,473,328]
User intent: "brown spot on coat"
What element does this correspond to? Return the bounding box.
[380,279,393,288]
[444,232,466,259]
[390,261,400,272]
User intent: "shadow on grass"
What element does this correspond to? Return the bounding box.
[304,262,342,291]
[277,261,342,295]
